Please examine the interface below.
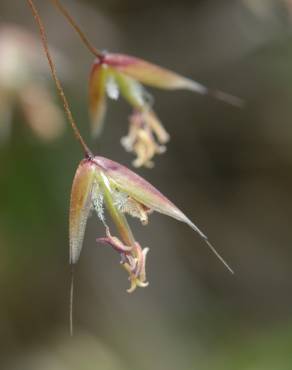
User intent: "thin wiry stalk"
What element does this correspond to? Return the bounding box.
[51,0,103,59]
[26,0,92,158]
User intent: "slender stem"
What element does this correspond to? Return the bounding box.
[26,0,92,158]
[51,0,103,59]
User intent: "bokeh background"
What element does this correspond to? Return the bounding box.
[1,0,292,369]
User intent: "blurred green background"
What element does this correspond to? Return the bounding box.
[1,0,292,369]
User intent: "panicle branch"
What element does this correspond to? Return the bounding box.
[26,0,92,157]
[51,0,103,59]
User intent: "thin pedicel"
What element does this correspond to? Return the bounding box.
[27,0,92,159]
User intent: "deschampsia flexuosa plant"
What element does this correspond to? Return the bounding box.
[23,0,239,332]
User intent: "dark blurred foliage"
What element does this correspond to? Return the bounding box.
[1,0,292,369]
